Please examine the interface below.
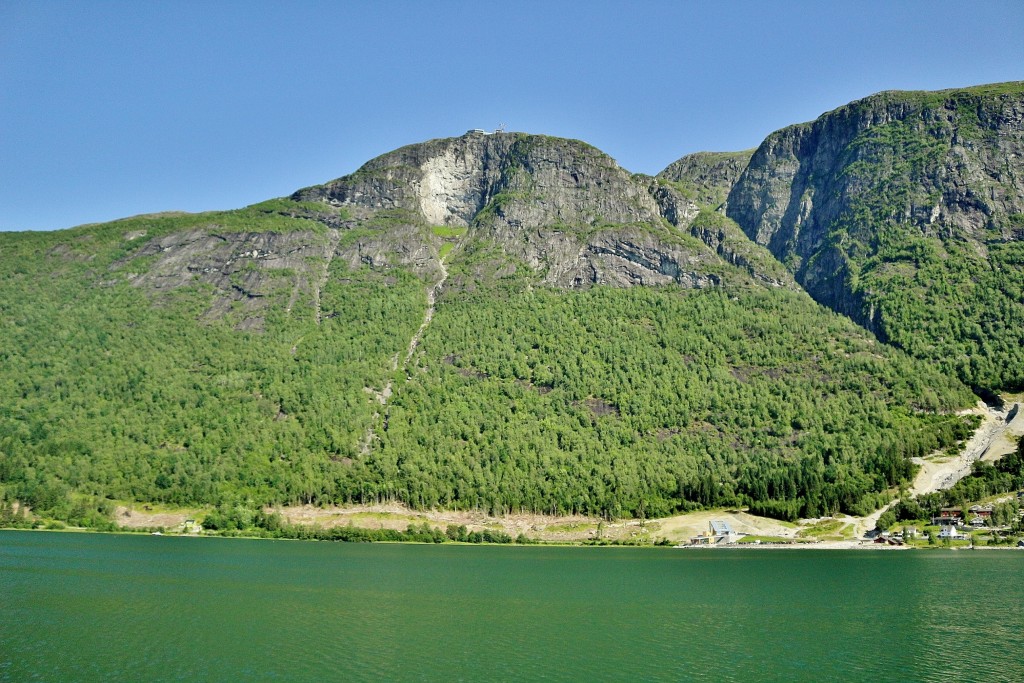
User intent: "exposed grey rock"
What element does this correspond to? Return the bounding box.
[295,132,663,230]
[115,221,441,329]
[296,132,780,291]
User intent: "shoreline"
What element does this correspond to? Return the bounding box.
[5,525,1022,551]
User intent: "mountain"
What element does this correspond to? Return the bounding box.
[723,82,1024,392]
[2,91,1010,528]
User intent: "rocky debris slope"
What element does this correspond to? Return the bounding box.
[113,208,441,330]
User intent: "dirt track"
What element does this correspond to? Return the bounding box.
[911,401,1022,497]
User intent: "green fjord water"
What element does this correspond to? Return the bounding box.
[1,531,1022,682]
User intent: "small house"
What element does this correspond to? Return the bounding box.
[968,505,993,518]
[938,525,967,541]
[689,532,713,545]
[903,526,919,539]
[932,508,963,526]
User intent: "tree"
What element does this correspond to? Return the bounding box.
[876,509,897,531]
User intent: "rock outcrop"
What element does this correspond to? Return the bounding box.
[294,132,660,229]
[111,133,788,330]
[114,210,441,330]
[294,132,780,290]
[658,150,754,208]
[727,84,1024,290]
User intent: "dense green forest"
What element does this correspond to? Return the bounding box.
[381,281,975,520]
[0,203,979,525]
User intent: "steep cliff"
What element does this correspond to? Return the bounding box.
[726,82,1024,390]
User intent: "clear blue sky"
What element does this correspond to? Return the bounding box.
[2,1,1022,231]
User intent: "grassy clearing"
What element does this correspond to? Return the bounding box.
[431,226,468,238]
[737,535,793,544]
[432,225,466,261]
[798,519,855,540]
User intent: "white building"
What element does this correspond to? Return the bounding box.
[709,520,738,544]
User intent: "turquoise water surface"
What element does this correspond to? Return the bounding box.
[1,531,1022,682]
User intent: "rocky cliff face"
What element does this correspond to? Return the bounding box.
[293,132,784,290]
[725,82,1024,389]
[728,84,1024,286]
[293,132,660,229]
[109,133,788,331]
